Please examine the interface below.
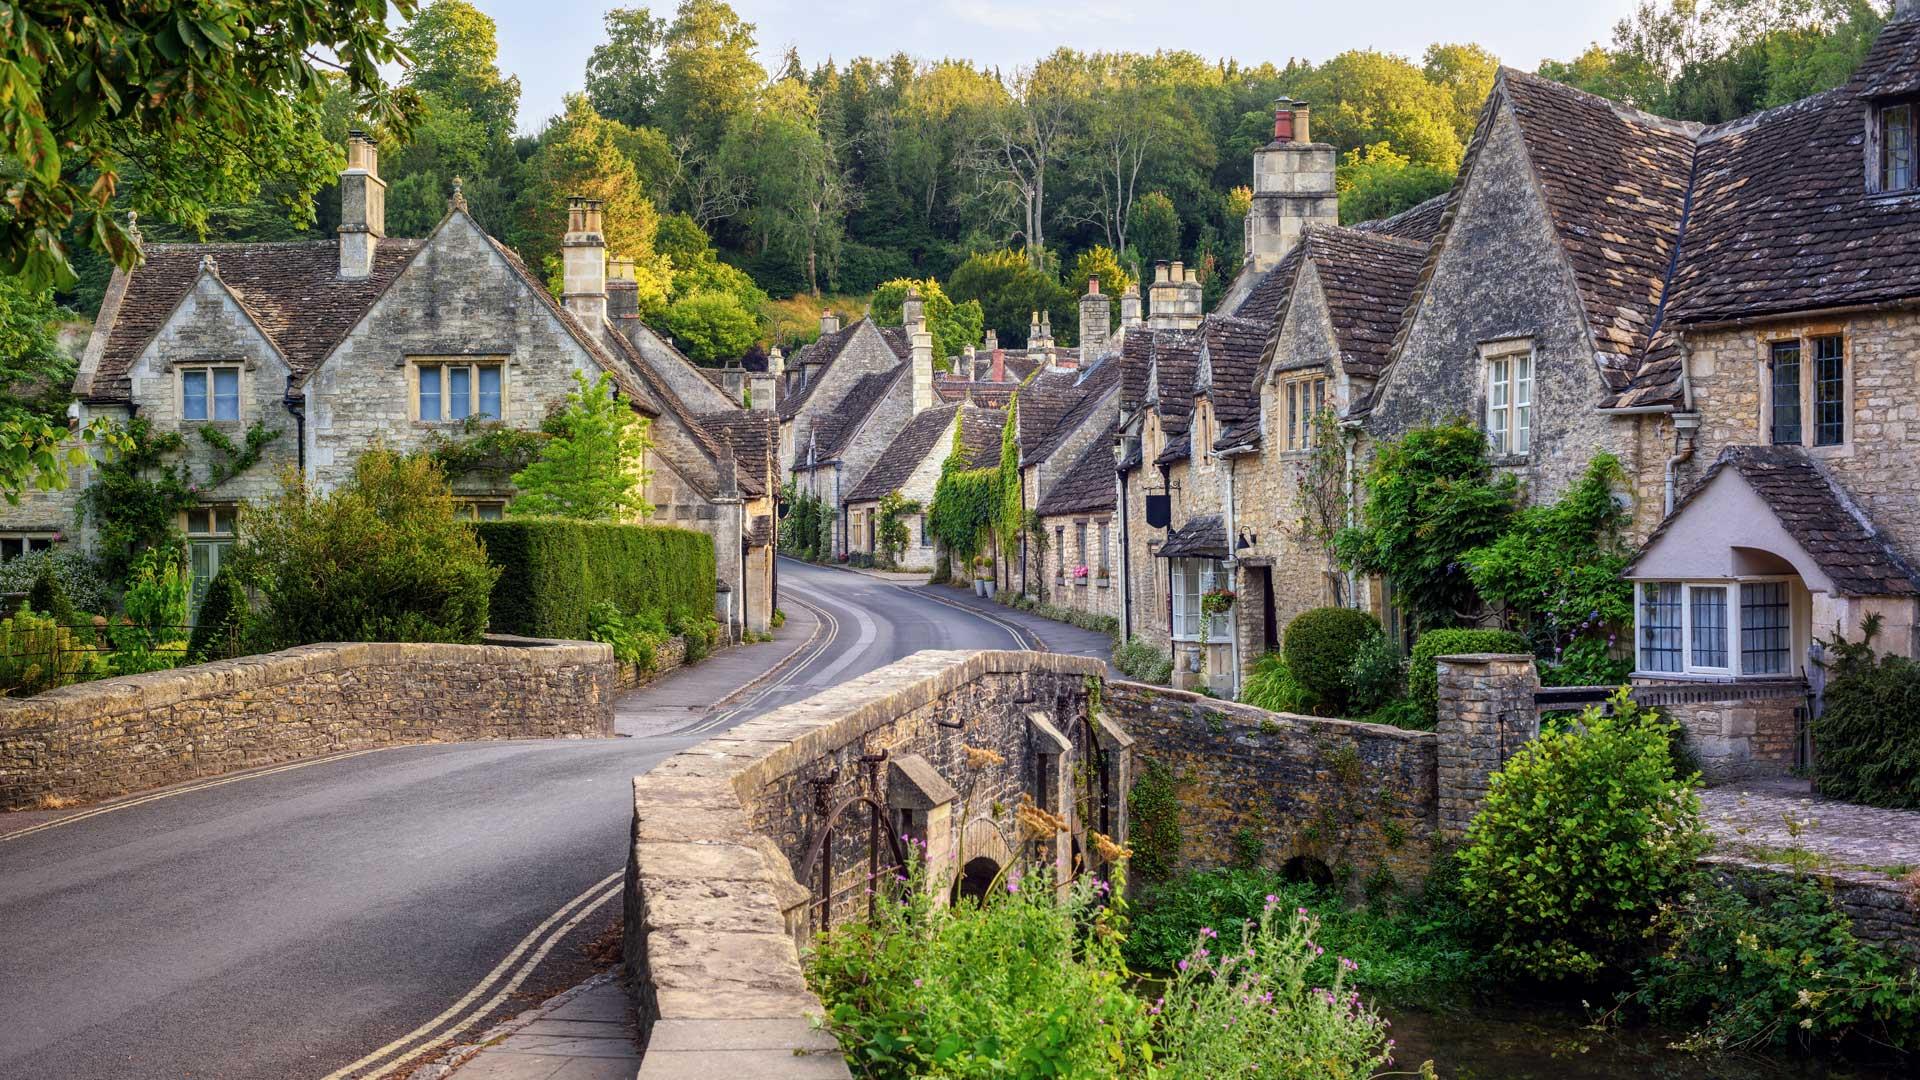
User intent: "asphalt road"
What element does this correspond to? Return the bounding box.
[0,560,1025,1080]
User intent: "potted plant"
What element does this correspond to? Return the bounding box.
[1072,564,1090,585]
[1198,587,1235,646]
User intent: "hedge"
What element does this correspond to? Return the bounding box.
[1282,606,1381,713]
[476,519,716,640]
[1409,627,1529,727]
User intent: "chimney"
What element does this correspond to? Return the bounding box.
[984,328,999,352]
[767,345,785,379]
[719,361,746,400]
[1148,261,1180,330]
[907,286,935,413]
[991,347,1006,384]
[1247,98,1335,273]
[561,197,608,324]
[961,344,977,380]
[337,130,385,280]
[1039,311,1054,349]
[1028,310,1042,348]
[1079,276,1111,366]
[1120,283,1142,329]
[749,369,776,410]
[820,309,841,335]
[1050,348,1077,373]
[606,257,639,321]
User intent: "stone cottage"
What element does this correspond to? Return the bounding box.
[20,133,777,634]
[842,402,1004,569]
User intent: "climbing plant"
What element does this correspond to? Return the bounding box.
[198,421,283,486]
[426,419,550,483]
[77,417,195,585]
[875,491,921,567]
[1291,406,1349,606]
[927,417,998,560]
[1128,757,1184,883]
[995,394,1022,568]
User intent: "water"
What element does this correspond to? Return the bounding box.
[1381,1003,1911,1080]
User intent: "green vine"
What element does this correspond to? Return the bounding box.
[77,417,194,584]
[198,420,283,486]
[1128,757,1184,883]
[426,418,550,480]
[927,416,999,560]
[996,394,1023,568]
[875,490,921,567]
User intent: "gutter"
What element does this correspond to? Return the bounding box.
[1117,462,1132,643]
[284,379,306,472]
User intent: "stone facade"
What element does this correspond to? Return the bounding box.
[1637,680,1804,782]
[0,638,615,811]
[1112,680,1439,894]
[1433,653,1541,838]
[621,650,1121,1079]
[1035,510,1122,621]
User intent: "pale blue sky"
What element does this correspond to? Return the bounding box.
[478,0,1641,134]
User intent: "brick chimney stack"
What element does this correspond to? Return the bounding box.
[561,197,608,323]
[1245,98,1336,273]
[991,347,1005,384]
[338,130,385,280]
[605,257,639,320]
[1079,276,1111,366]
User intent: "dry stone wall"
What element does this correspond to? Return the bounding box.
[0,638,616,811]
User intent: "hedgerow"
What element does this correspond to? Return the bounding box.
[476,518,714,639]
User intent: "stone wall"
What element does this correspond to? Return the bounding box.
[621,650,1120,1079]
[1435,653,1541,838]
[1037,510,1122,622]
[1703,854,1920,961]
[0,638,616,811]
[1638,680,1804,782]
[1110,680,1440,893]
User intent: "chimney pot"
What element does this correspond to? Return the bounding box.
[1293,102,1311,144]
[1087,276,1100,295]
[1155,260,1170,283]
[991,347,1005,383]
[1272,98,1294,142]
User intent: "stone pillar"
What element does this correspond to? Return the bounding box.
[888,753,959,906]
[1435,653,1540,837]
[1079,277,1111,365]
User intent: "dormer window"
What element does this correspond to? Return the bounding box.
[182,366,241,422]
[1880,99,1915,192]
[1281,374,1328,450]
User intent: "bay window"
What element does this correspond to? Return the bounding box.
[1172,558,1229,642]
[1637,578,1796,677]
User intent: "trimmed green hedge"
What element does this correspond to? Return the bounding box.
[1409,627,1529,727]
[476,519,716,640]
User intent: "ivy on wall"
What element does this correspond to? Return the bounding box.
[199,420,283,486]
[927,414,999,560]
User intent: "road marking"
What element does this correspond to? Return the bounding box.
[678,590,840,736]
[796,583,878,688]
[0,747,395,844]
[906,585,1043,651]
[317,871,624,1080]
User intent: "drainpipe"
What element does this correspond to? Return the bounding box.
[834,464,844,558]
[1223,456,1241,698]
[1342,430,1358,608]
[1019,470,1029,597]
[1663,362,1701,517]
[737,502,749,640]
[1117,465,1132,643]
[284,393,306,473]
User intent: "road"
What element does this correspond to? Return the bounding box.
[0,560,1029,1080]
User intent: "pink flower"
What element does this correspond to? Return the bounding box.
[1178,959,1189,971]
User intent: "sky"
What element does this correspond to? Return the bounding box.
[478,0,1643,134]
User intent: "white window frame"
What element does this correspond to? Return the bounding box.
[180,365,242,423]
[1171,558,1229,643]
[1482,340,1533,457]
[1633,576,1797,679]
[412,358,506,423]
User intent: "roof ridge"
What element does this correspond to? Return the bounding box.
[1696,86,1848,144]
[1502,65,1706,138]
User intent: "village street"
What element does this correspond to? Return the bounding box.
[0,561,1085,1080]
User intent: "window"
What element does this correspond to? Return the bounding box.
[1097,521,1111,579]
[0,535,55,561]
[1074,521,1088,582]
[1195,400,1215,467]
[1638,578,1795,677]
[414,360,503,422]
[181,366,241,422]
[1055,527,1066,584]
[1769,341,1801,445]
[1172,558,1229,641]
[1881,101,1915,193]
[1485,345,1532,455]
[456,500,506,522]
[919,514,931,547]
[1282,376,1328,450]
[1767,334,1846,448]
[184,506,237,615]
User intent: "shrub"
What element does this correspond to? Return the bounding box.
[509,371,652,521]
[0,549,110,615]
[121,547,190,649]
[186,563,252,663]
[587,600,669,673]
[1282,607,1380,713]
[0,611,104,695]
[243,451,500,647]
[27,557,79,632]
[1630,868,1920,1051]
[1539,634,1633,688]
[1407,626,1528,726]
[1459,690,1709,980]
[1810,619,1920,808]
[1239,651,1313,713]
[477,519,714,640]
[1344,635,1404,714]
[1113,636,1173,685]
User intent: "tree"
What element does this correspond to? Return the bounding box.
[1129,192,1182,267]
[1336,144,1455,225]
[400,0,521,141]
[1422,43,1501,147]
[946,250,1073,348]
[1066,246,1134,304]
[870,279,986,363]
[657,0,765,151]
[509,372,652,521]
[970,51,1083,267]
[659,291,757,364]
[586,7,668,129]
[1,0,415,289]
[1291,408,1351,608]
[515,96,673,306]
[0,277,76,426]
[720,79,853,294]
[1072,52,1217,257]
[1287,49,1466,170]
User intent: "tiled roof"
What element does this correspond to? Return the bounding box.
[1301,228,1430,381]
[1156,514,1227,559]
[777,319,908,420]
[1036,421,1118,516]
[1147,332,1203,465]
[809,366,904,461]
[934,375,1017,408]
[1351,193,1451,244]
[696,409,780,497]
[601,327,761,498]
[1631,446,1920,597]
[1854,11,1920,98]
[746,514,773,547]
[1026,356,1122,466]
[1231,240,1308,323]
[87,239,424,401]
[1014,366,1082,451]
[1197,315,1270,432]
[1501,68,1700,387]
[846,404,1003,503]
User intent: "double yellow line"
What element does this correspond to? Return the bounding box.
[1,747,394,844]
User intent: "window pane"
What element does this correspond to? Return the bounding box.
[213,368,240,421]
[1641,583,1682,672]
[1885,105,1914,191]
[449,366,472,421]
[0,538,19,561]
[1487,359,1508,455]
[1770,341,1802,445]
[1690,586,1728,668]
[183,370,209,421]
[477,365,502,420]
[1286,383,1298,449]
[1741,581,1792,675]
[1813,335,1845,447]
[1514,355,1532,455]
[419,367,441,420]
[214,507,236,535]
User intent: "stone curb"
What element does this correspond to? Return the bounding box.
[403,971,624,1080]
[705,604,825,713]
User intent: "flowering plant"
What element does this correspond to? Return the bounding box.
[1072,564,1090,580]
[1201,587,1236,617]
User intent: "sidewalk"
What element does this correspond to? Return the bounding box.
[1701,777,1920,879]
[613,603,820,737]
[914,581,1120,676]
